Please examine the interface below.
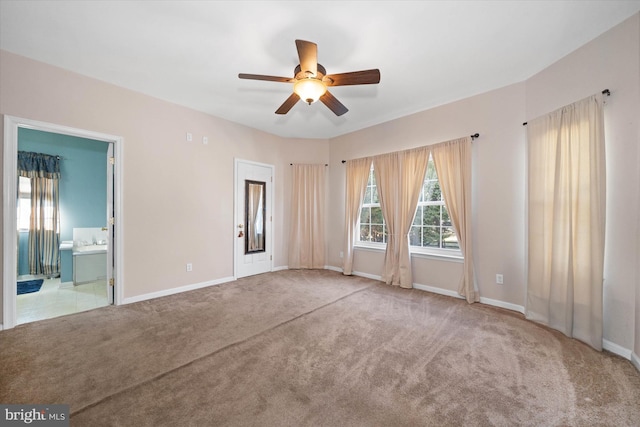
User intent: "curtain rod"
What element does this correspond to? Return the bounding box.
[290,163,328,166]
[522,89,610,126]
[19,151,64,160]
[341,133,480,164]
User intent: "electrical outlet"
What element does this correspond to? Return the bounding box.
[496,274,503,284]
[186,132,193,142]
[339,251,344,259]
[202,136,208,145]
[186,263,193,272]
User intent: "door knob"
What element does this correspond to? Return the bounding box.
[238,231,244,238]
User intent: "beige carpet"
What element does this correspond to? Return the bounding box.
[1,269,639,426]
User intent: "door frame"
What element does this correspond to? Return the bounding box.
[2,115,125,330]
[233,158,274,279]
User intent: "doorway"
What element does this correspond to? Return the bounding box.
[3,116,124,330]
[234,159,274,278]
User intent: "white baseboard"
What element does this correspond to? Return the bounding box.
[631,352,640,372]
[325,265,343,273]
[413,283,463,299]
[352,270,382,281]
[479,296,525,314]
[602,339,632,359]
[122,276,235,305]
[272,265,288,272]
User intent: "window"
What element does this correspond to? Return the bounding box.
[17,176,31,231]
[357,155,459,252]
[409,156,459,251]
[359,165,386,243]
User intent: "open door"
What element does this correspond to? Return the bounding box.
[106,142,115,304]
[234,159,274,278]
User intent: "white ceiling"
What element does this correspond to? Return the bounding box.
[2,1,639,139]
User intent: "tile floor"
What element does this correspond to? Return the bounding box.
[17,276,109,325]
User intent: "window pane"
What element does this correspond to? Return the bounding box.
[18,199,31,230]
[428,181,442,201]
[363,186,372,204]
[413,206,422,226]
[360,224,370,242]
[409,226,421,246]
[423,180,436,201]
[360,206,371,224]
[371,225,385,243]
[426,158,437,180]
[17,177,31,230]
[372,186,379,203]
[423,205,441,226]
[371,206,384,224]
[442,227,459,249]
[442,206,451,226]
[422,226,440,247]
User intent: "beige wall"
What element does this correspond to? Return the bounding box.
[0,50,330,314]
[327,13,640,355]
[327,82,527,307]
[525,14,640,351]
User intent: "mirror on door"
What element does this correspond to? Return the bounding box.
[245,180,266,253]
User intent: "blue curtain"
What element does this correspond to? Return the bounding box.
[18,151,61,277]
[18,151,60,179]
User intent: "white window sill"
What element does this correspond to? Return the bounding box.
[354,243,463,263]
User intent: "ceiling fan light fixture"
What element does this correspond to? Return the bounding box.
[293,78,327,104]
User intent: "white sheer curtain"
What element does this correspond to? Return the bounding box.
[374,148,429,288]
[288,164,326,269]
[431,137,478,303]
[342,157,372,275]
[525,93,606,350]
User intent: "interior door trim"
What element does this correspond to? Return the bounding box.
[233,158,274,279]
[2,115,125,330]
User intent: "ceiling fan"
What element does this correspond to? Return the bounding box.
[238,39,381,116]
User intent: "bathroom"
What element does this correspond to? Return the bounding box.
[59,227,109,286]
[17,127,111,324]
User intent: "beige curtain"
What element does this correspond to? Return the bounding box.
[342,157,372,275]
[525,93,605,351]
[374,148,429,288]
[373,152,400,285]
[431,137,478,303]
[288,164,326,269]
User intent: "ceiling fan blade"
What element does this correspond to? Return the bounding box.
[320,91,348,116]
[325,69,381,86]
[275,93,300,115]
[295,39,318,77]
[238,73,293,83]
